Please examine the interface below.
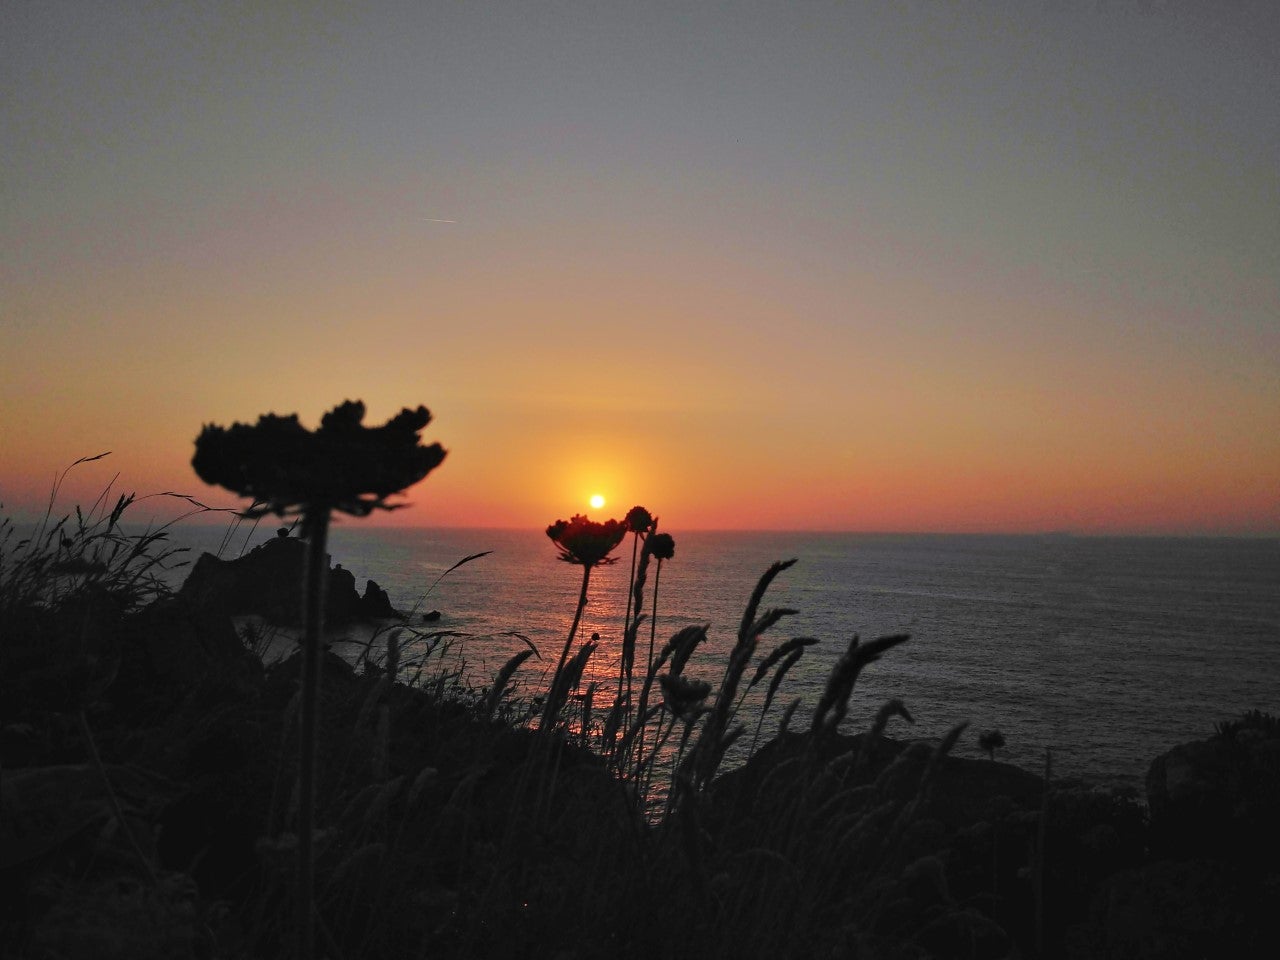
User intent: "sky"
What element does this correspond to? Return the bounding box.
[2,1,1277,534]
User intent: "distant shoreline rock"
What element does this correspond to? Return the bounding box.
[177,535,397,626]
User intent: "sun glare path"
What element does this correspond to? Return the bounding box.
[589,494,605,510]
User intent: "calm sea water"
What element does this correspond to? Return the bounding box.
[169,523,1280,789]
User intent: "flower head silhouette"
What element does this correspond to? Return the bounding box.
[647,532,675,561]
[624,505,654,534]
[192,400,445,521]
[546,514,628,567]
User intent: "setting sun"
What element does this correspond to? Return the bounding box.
[589,494,605,510]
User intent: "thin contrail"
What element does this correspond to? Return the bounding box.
[423,218,458,223]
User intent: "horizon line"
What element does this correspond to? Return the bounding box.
[162,518,1280,540]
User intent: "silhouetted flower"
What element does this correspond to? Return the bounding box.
[624,505,654,534]
[192,398,445,960]
[648,532,675,561]
[192,400,445,520]
[545,514,627,567]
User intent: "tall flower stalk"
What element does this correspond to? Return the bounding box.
[616,506,653,742]
[540,514,627,732]
[193,400,444,960]
[633,531,674,774]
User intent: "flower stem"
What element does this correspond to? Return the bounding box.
[648,558,662,676]
[617,533,640,741]
[634,557,663,776]
[541,563,592,731]
[297,508,330,960]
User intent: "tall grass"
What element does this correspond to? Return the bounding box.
[0,453,217,614]
[0,458,229,921]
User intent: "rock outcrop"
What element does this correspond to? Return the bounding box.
[176,536,398,625]
[1146,727,1280,863]
[1060,723,1280,958]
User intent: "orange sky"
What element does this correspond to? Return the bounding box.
[3,3,1277,535]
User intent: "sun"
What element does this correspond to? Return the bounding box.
[589,494,605,510]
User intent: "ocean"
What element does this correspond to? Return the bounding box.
[168,522,1280,790]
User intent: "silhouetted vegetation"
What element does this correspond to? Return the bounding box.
[979,729,1006,762]
[1214,708,1280,742]
[3,411,1277,959]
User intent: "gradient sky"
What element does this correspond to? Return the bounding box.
[3,1,1277,533]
